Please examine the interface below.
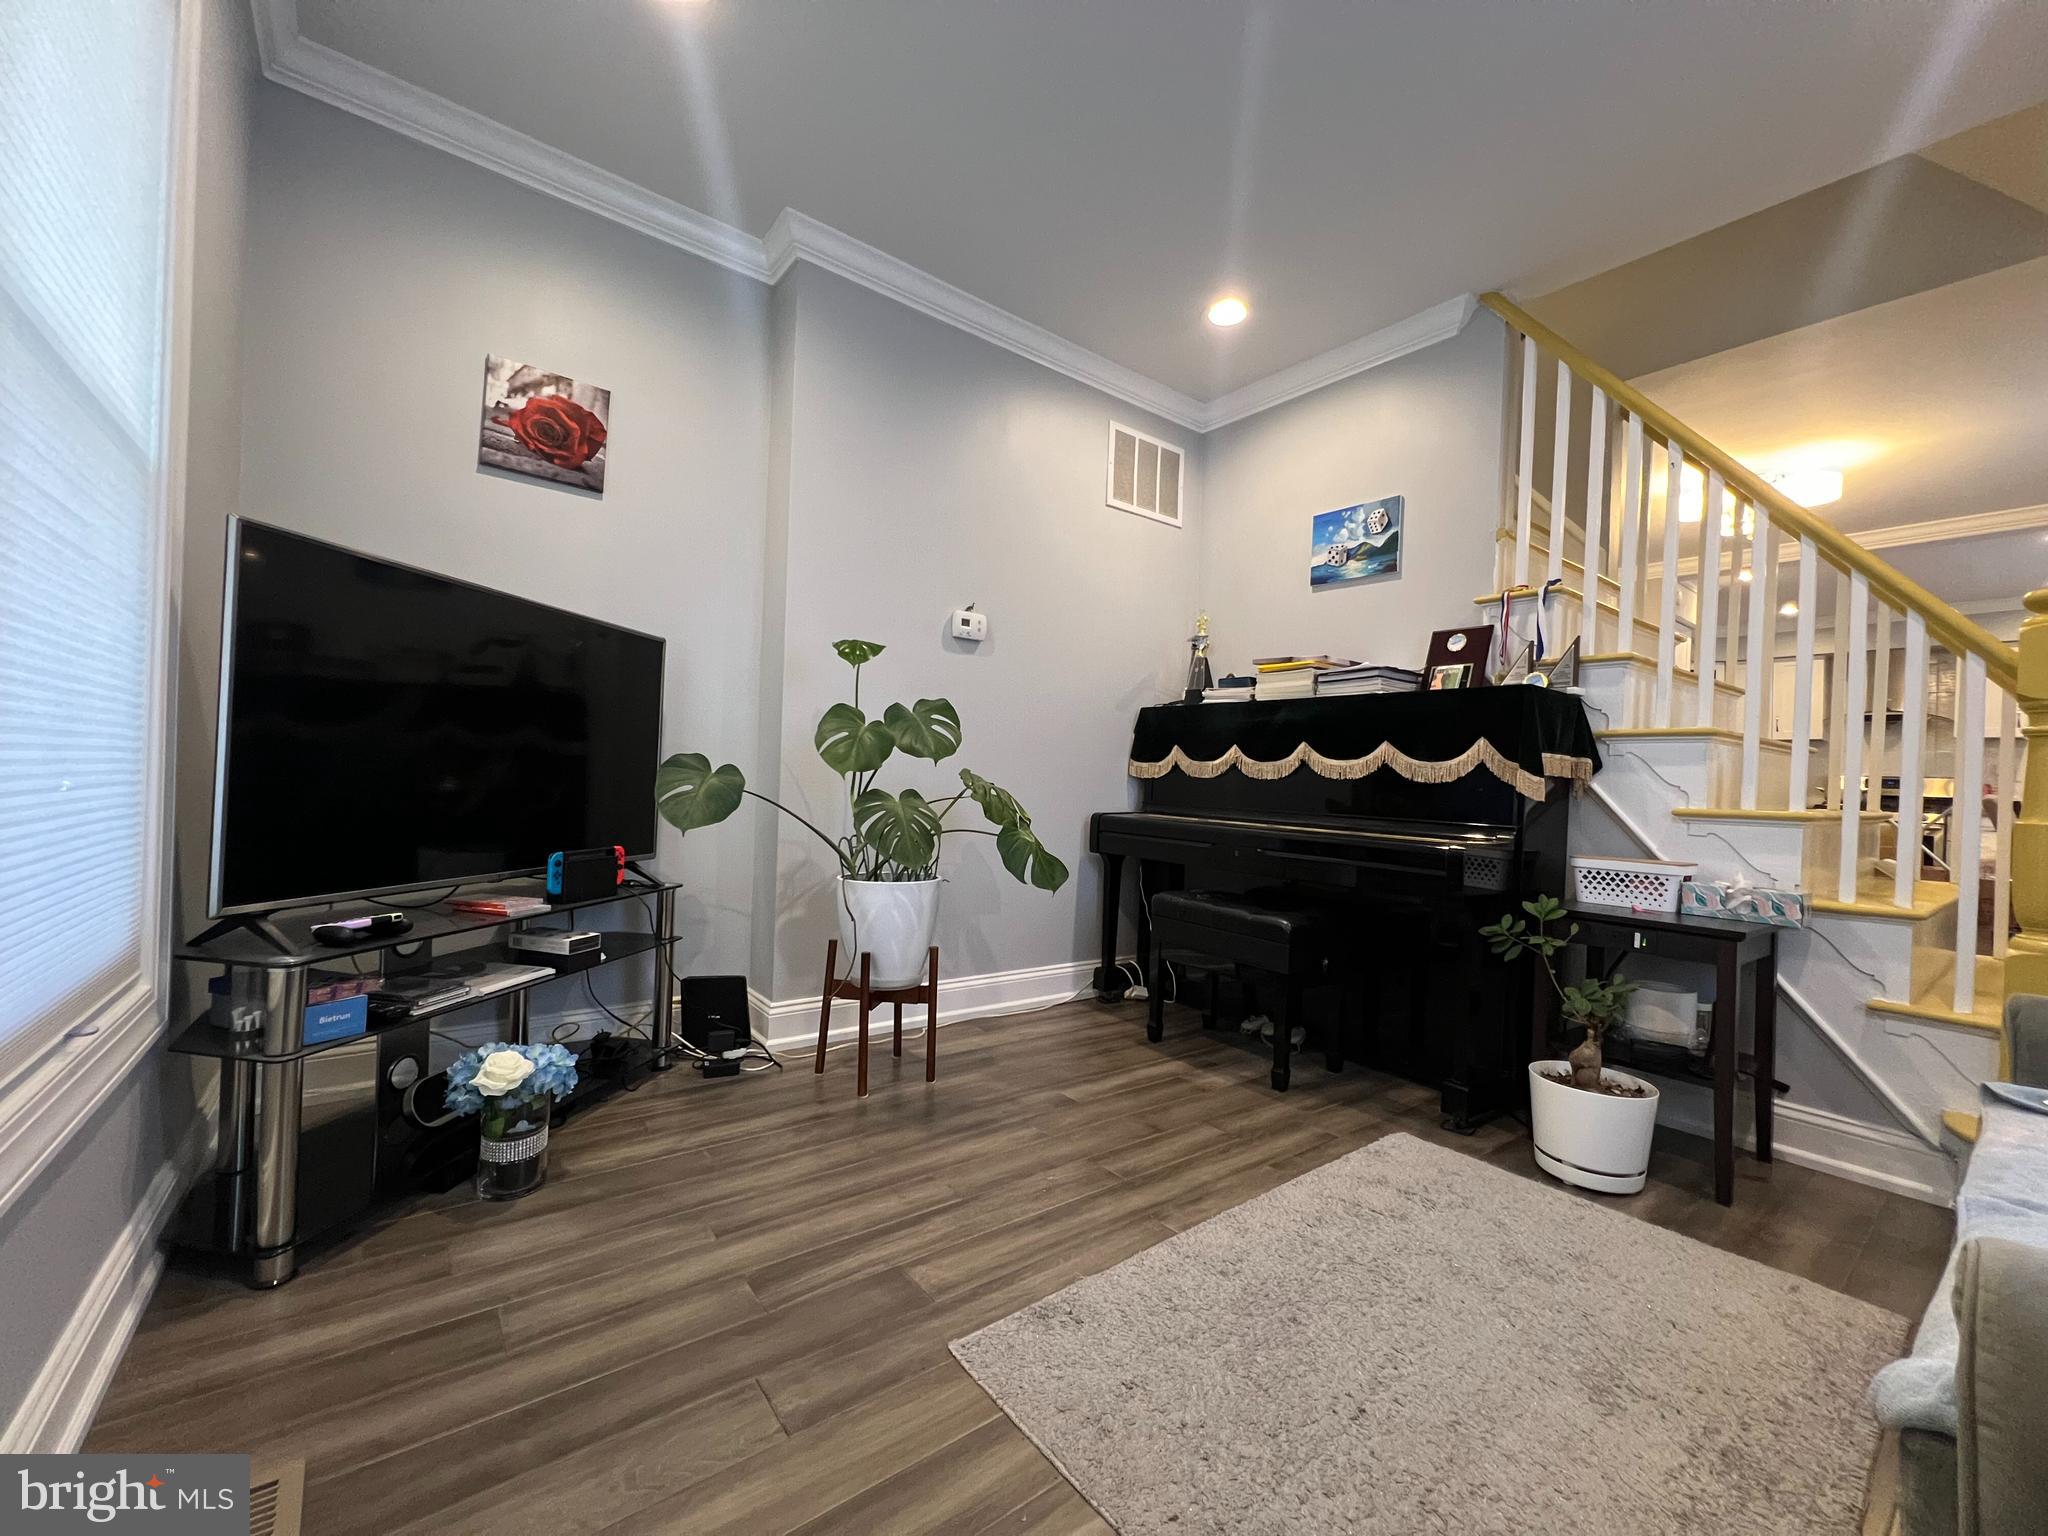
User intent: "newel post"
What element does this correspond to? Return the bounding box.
[2009,590,2048,1041]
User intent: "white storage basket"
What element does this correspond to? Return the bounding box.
[1570,855,1695,914]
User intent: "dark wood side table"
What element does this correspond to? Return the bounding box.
[1560,906,1782,1207]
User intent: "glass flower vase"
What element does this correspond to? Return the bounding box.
[475,1092,553,1200]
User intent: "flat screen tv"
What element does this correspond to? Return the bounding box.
[209,518,665,915]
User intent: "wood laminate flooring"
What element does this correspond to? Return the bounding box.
[88,1000,1950,1534]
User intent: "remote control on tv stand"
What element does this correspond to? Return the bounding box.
[310,912,412,946]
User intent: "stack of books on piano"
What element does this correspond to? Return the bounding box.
[1200,674,1256,703]
[1251,656,1356,701]
[1316,663,1422,697]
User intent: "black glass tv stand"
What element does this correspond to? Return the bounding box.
[169,875,684,1287]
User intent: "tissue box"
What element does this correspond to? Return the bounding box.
[1681,880,1805,928]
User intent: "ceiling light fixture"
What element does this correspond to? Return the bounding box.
[1205,295,1249,328]
[1779,601,1799,617]
[1767,466,1844,509]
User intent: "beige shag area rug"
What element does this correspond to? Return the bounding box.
[952,1134,1907,1535]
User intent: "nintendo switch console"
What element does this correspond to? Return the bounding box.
[546,845,626,902]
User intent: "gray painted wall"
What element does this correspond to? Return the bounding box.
[756,264,1197,1000]
[1196,311,1511,678]
[226,85,776,995]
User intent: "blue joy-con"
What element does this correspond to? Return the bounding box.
[546,851,565,896]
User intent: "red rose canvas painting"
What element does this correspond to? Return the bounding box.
[479,355,611,493]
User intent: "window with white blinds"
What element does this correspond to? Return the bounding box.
[0,0,179,1075]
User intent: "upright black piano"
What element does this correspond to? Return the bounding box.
[1090,688,1598,1129]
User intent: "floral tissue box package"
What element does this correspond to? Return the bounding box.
[1681,879,1805,928]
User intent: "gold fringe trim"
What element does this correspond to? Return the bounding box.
[1127,742,1594,801]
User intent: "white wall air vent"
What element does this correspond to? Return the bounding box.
[1107,421,1184,528]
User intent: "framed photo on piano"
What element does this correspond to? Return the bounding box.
[1423,624,1494,686]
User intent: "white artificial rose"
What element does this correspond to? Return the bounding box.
[471,1049,536,1098]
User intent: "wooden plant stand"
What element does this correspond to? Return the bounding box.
[814,940,939,1097]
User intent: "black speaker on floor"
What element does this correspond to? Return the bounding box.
[680,974,752,1054]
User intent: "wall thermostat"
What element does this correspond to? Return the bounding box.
[950,605,988,642]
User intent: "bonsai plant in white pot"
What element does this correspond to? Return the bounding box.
[654,639,1068,986]
[1482,895,1659,1195]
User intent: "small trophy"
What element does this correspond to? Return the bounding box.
[1183,612,1215,702]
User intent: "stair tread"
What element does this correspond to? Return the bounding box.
[1869,959,2004,1030]
[1580,651,1745,693]
[1810,878,1960,921]
[1597,726,1789,749]
[1672,806,1892,823]
[1942,1109,1982,1144]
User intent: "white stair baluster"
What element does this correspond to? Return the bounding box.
[1694,472,1724,727]
[1994,685,2017,960]
[1654,439,1682,725]
[1724,503,1746,690]
[1756,506,1782,731]
[1954,652,1986,1014]
[1788,541,1819,812]
[1894,610,1928,909]
[1827,565,1852,810]
[1514,335,1537,590]
[1579,385,1608,654]
[1547,360,1570,591]
[1838,573,1868,902]
[1739,509,1774,808]
[1866,603,1891,812]
[1615,413,1644,653]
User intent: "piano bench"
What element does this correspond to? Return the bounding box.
[1146,890,1341,1092]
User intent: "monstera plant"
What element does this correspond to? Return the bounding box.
[654,639,1067,986]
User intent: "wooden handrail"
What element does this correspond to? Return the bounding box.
[1480,291,2020,693]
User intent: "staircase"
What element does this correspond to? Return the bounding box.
[1480,292,2043,1196]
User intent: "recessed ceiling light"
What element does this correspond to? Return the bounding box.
[1206,296,1249,328]
[1779,601,1799,617]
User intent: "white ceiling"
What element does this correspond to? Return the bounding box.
[285,0,2048,410]
[1633,254,2048,553]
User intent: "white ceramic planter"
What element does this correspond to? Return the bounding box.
[1527,1060,1659,1195]
[837,877,941,988]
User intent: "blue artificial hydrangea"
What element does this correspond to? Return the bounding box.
[526,1042,580,1098]
[442,1040,579,1117]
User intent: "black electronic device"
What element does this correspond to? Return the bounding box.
[508,929,603,959]
[310,912,412,946]
[697,1027,743,1078]
[680,974,752,1053]
[208,517,665,915]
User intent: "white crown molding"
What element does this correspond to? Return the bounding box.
[250,1,1466,434]
[1647,500,2048,581]
[1198,293,1480,431]
[251,0,770,281]
[764,211,1208,430]
[1854,500,2048,551]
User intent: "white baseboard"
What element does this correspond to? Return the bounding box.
[1648,1073,1957,1207]
[2,1111,213,1453]
[751,958,1102,1055]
